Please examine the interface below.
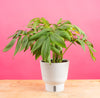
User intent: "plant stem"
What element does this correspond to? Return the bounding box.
[62,43,73,55]
[53,52,55,63]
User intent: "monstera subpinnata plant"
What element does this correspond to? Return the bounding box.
[3,17,96,92]
[3,17,96,62]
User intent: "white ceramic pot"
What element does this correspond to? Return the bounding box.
[40,60,69,92]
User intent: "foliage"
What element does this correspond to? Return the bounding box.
[3,17,96,63]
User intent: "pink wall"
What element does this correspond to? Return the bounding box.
[0,0,100,79]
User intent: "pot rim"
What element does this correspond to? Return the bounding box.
[40,59,69,64]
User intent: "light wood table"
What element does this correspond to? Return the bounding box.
[0,80,100,98]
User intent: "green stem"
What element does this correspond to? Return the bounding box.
[53,52,55,63]
[62,43,73,55]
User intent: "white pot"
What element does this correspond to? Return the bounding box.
[40,60,69,92]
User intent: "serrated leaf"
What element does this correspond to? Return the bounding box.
[50,33,66,48]
[41,38,51,62]
[20,36,28,51]
[14,36,22,56]
[3,38,16,52]
[32,36,46,52]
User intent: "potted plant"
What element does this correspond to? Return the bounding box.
[3,17,96,92]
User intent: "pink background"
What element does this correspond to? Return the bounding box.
[0,0,100,79]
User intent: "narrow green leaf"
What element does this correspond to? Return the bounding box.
[51,45,62,55]
[57,18,62,25]
[14,36,22,56]
[63,20,72,24]
[50,33,66,48]
[32,21,39,31]
[89,49,96,61]
[77,39,85,51]
[85,41,96,52]
[35,49,41,60]
[58,24,71,30]
[8,34,16,39]
[32,35,46,52]
[56,30,71,41]
[24,40,34,52]
[20,36,28,51]
[15,30,22,38]
[85,41,94,47]
[36,26,44,31]
[41,38,51,62]
[3,38,16,52]
[27,18,40,28]
[27,30,35,34]
[28,18,40,24]
[29,28,51,41]
[41,17,49,26]
[73,25,86,36]
[88,45,96,52]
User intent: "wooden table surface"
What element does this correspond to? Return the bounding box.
[0,80,100,98]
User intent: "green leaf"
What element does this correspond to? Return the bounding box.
[73,25,86,36]
[8,30,22,39]
[36,26,44,31]
[20,36,28,51]
[58,24,71,30]
[56,30,71,41]
[63,20,72,24]
[8,34,16,39]
[27,30,35,34]
[3,38,16,52]
[41,17,49,27]
[50,33,66,48]
[85,41,96,52]
[32,21,39,31]
[29,28,51,41]
[51,45,62,55]
[77,39,85,51]
[57,18,62,25]
[32,35,46,52]
[89,49,96,61]
[85,41,94,47]
[35,48,41,60]
[24,40,34,52]
[27,18,40,28]
[41,38,51,62]
[28,18,40,24]
[15,30,22,38]
[88,45,96,52]
[14,36,22,56]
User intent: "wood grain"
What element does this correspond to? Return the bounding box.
[0,80,100,98]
